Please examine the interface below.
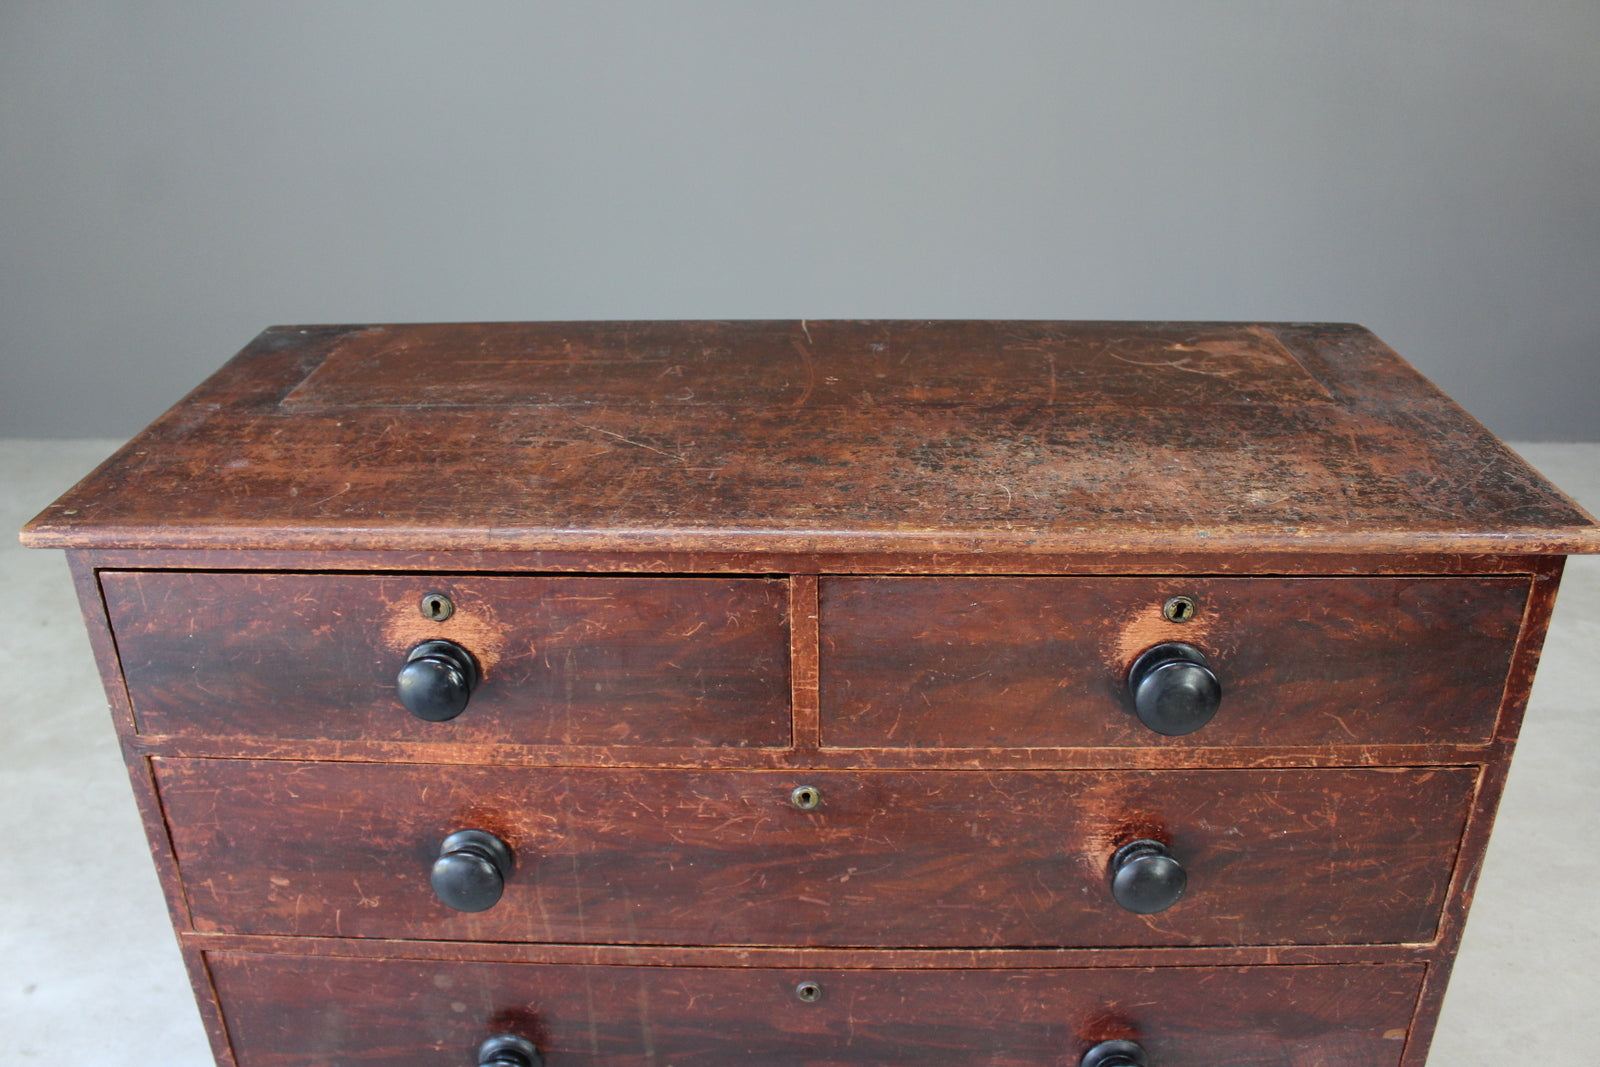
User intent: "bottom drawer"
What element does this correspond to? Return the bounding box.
[210,953,1423,1066]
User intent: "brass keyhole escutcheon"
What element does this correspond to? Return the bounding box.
[790,785,822,811]
[420,592,455,622]
[794,980,823,1003]
[1162,595,1197,623]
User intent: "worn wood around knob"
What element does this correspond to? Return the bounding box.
[155,759,1476,948]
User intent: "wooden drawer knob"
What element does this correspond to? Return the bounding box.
[479,1034,542,1066]
[397,639,480,721]
[1109,839,1187,915]
[1082,1039,1149,1067]
[1127,642,1221,736]
[431,829,511,913]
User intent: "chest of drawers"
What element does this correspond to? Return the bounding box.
[23,321,1599,1066]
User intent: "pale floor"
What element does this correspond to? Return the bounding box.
[1,439,1596,1066]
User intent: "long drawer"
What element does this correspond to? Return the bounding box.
[103,571,792,745]
[820,576,1527,748]
[209,953,1425,1066]
[157,760,1476,948]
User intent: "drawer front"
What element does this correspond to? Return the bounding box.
[103,571,790,746]
[158,760,1474,948]
[821,576,1527,748]
[211,953,1423,1066]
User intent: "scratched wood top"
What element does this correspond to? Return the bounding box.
[20,321,1600,554]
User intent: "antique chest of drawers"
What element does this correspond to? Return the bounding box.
[22,321,1600,1066]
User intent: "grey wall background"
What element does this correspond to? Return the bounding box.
[2,1,1596,440]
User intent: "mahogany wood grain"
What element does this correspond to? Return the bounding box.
[21,322,1600,556]
[284,321,1338,409]
[1397,560,1567,1066]
[102,571,790,745]
[209,952,1424,1066]
[789,573,821,750]
[821,575,1526,749]
[180,941,239,1067]
[65,559,202,939]
[74,545,1571,577]
[65,553,137,737]
[115,732,1517,772]
[155,759,1475,949]
[177,930,1439,970]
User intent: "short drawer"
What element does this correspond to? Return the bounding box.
[210,953,1423,1066]
[103,571,790,746]
[158,760,1475,948]
[820,575,1527,748]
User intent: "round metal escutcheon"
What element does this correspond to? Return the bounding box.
[1161,595,1197,623]
[794,980,823,1003]
[420,592,456,622]
[790,785,822,811]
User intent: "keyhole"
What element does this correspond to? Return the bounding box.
[420,593,455,622]
[794,980,823,1003]
[790,785,822,811]
[1162,596,1196,623]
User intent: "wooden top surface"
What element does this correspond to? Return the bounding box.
[21,321,1600,556]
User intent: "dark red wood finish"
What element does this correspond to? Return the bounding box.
[103,571,790,745]
[820,575,1527,749]
[1396,559,1567,1062]
[209,953,1424,1066]
[23,323,1599,1067]
[155,759,1475,949]
[20,322,1600,557]
[284,320,1339,409]
[69,544,1579,577]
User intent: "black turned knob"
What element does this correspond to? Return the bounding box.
[1126,642,1221,736]
[1082,1039,1150,1067]
[397,639,480,721]
[432,829,512,913]
[1109,839,1187,915]
[479,1034,543,1067]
